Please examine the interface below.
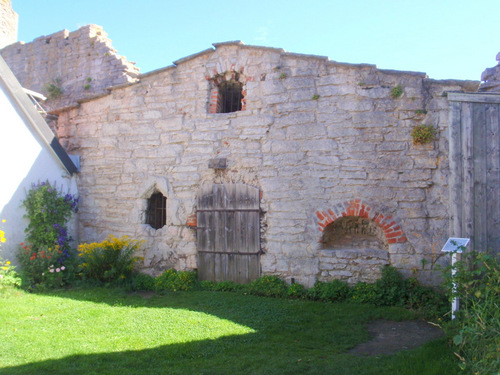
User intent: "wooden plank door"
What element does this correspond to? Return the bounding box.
[449,93,500,253]
[197,183,261,283]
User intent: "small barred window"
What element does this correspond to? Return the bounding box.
[146,192,167,229]
[218,80,243,113]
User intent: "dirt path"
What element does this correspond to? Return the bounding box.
[349,319,445,356]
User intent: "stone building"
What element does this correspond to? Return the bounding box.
[2,1,497,286]
[0,0,16,49]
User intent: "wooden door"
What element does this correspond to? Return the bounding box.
[197,183,261,283]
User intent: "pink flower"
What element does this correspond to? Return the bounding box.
[56,268,60,272]
[61,266,66,271]
[49,269,55,273]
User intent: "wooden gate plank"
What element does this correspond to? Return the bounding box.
[473,103,487,250]
[197,183,261,282]
[449,101,463,237]
[486,104,500,250]
[461,102,474,246]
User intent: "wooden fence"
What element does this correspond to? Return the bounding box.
[448,92,500,253]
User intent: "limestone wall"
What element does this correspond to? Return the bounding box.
[0,25,139,112]
[0,0,17,49]
[480,52,500,92]
[55,41,479,286]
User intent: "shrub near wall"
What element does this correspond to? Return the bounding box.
[443,252,500,374]
[0,220,21,288]
[17,182,78,288]
[77,235,143,283]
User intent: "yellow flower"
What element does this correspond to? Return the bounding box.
[1,219,5,223]
[6,261,10,265]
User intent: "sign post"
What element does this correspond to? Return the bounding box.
[441,237,470,320]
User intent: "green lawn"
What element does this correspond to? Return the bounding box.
[0,287,459,374]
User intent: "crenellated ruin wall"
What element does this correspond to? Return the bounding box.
[0,25,139,112]
[0,0,17,49]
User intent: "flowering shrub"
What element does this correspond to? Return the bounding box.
[78,235,143,283]
[0,219,5,246]
[18,182,78,288]
[0,220,21,288]
[40,264,67,289]
[22,181,78,252]
[18,244,71,286]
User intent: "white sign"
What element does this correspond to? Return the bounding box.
[441,237,470,253]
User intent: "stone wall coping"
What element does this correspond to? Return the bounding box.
[173,48,215,66]
[377,68,427,77]
[426,78,480,88]
[139,64,176,78]
[282,51,329,61]
[212,41,245,48]
[448,91,500,103]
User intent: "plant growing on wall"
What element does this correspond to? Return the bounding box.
[391,85,403,99]
[411,124,436,145]
[45,78,63,99]
[17,181,78,287]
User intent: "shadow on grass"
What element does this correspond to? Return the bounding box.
[1,288,459,375]
[2,334,458,375]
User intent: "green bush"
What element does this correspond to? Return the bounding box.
[350,282,377,304]
[308,279,350,302]
[247,275,288,298]
[77,235,143,283]
[200,280,245,292]
[404,277,447,317]
[373,265,407,306]
[154,269,198,292]
[287,282,307,299]
[131,273,155,291]
[443,251,499,374]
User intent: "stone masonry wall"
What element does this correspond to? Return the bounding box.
[0,25,139,112]
[54,41,479,286]
[480,51,500,92]
[0,0,17,49]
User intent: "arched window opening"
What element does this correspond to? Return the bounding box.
[146,192,167,229]
[218,80,243,113]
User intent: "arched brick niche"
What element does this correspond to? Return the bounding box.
[316,199,407,245]
[315,200,407,284]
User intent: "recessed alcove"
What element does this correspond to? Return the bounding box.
[321,216,387,250]
[318,216,390,284]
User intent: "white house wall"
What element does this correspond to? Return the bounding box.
[0,83,77,264]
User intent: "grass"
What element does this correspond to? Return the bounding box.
[0,287,459,374]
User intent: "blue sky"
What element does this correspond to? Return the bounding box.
[12,0,499,80]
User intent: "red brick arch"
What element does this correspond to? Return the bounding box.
[316,199,407,244]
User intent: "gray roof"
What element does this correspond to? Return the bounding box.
[0,55,77,175]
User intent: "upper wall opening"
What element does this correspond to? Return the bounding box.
[208,71,246,114]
